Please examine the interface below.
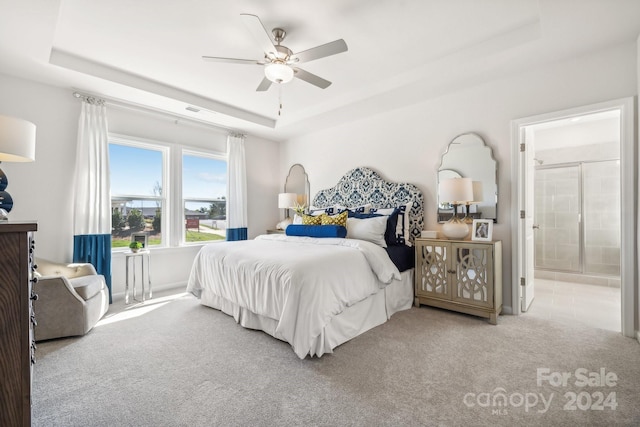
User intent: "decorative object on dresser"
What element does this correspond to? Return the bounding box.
[438,177,473,240]
[471,219,493,242]
[0,115,37,220]
[33,258,109,339]
[437,132,497,223]
[414,237,502,324]
[0,221,37,427]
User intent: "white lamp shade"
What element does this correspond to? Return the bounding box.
[0,115,36,162]
[265,63,294,84]
[278,192,298,209]
[439,178,473,204]
[472,181,484,203]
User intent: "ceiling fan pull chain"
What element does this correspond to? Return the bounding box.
[278,85,283,116]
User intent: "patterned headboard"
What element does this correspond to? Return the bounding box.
[312,167,424,243]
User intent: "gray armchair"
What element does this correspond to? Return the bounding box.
[33,258,109,341]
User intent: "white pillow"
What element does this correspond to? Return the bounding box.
[346,216,388,247]
[371,204,412,246]
[336,203,372,214]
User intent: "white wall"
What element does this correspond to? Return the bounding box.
[0,73,281,299]
[280,41,639,313]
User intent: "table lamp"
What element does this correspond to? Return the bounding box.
[439,177,473,239]
[0,115,36,221]
[463,181,484,224]
[276,192,297,230]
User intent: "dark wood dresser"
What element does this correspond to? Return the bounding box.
[0,222,37,427]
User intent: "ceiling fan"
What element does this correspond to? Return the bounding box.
[203,14,348,91]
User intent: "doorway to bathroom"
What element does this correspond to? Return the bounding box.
[531,112,621,331]
[512,97,635,337]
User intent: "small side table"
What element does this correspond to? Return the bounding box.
[125,250,152,304]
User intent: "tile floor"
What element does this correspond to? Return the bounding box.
[525,278,621,332]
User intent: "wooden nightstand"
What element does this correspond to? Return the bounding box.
[414,237,502,324]
[266,229,285,235]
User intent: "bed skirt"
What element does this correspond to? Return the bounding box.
[199,269,414,358]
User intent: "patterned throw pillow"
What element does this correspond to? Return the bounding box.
[320,210,348,227]
[336,204,372,215]
[370,204,411,246]
[308,205,338,216]
[302,214,322,225]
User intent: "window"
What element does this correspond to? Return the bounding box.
[109,135,227,250]
[182,151,227,243]
[109,140,166,248]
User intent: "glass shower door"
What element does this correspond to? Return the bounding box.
[534,165,581,272]
[582,160,621,276]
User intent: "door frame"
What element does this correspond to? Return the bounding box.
[510,97,635,338]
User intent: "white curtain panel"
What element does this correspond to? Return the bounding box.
[226,133,247,240]
[73,100,111,235]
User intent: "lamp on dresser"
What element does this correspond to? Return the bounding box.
[463,180,484,224]
[0,114,37,220]
[439,177,473,240]
[276,192,297,230]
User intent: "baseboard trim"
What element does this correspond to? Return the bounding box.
[111,281,187,302]
[502,305,513,315]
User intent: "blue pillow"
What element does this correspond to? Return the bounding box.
[285,225,347,238]
[384,208,403,246]
[348,212,382,219]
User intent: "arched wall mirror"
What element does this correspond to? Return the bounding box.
[437,133,498,223]
[284,164,310,208]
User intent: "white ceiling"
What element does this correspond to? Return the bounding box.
[533,110,621,151]
[1,0,640,142]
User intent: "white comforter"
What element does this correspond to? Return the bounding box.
[187,234,401,358]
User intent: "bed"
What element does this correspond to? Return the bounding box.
[187,167,424,358]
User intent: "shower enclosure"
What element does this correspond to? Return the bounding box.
[534,160,621,277]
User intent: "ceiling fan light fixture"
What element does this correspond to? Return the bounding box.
[265,62,294,84]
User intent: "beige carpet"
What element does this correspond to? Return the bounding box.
[33,290,640,426]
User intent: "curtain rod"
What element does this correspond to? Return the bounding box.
[71,90,246,136]
[73,91,105,105]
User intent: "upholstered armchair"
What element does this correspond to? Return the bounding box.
[33,258,109,341]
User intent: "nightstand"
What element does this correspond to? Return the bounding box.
[414,238,502,324]
[266,229,285,235]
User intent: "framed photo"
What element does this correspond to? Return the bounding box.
[471,219,493,242]
[131,232,148,248]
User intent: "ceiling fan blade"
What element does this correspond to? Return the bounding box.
[202,56,264,65]
[293,68,332,89]
[256,77,272,92]
[240,13,278,57]
[292,39,348,64]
